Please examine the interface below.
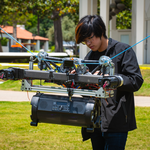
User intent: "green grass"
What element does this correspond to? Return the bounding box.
[134,69,150,96]
[126,107,150,150]
[0,65,150,96]
[0,102,150,150]
[140,64,150,67]
[0,102,91,150]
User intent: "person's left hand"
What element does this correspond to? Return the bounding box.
[93,71,109,76]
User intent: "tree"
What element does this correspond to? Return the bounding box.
[0,0,79,53]
[47,26,55,48]
[30,0,79,52]
[62,16,79,55]
[62,16,76,42]
[47,16,76,49]
[0,0,36,51]
[0,0,12,52]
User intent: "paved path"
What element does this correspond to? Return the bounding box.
[0,90,149,107]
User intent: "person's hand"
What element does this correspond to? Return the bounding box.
[93,70,101,75]
[93,70,109,76]
[70,69,76,74]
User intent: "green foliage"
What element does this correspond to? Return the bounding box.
[30,0,79,52]
[62,16,76,42]
[26,16,54,38]
[116,0,132,29]
[24,14,38,30]
[39,17,53,37]
[47,26,54,43]
[0,1,34,26]
[67,2,79,25]
[116,10,132,29]
[46,26,55,47]
[24,0,79,20]
[50,45,55,52]
[0,37,9,46]
[47,16,76,47]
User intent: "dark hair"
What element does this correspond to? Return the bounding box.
[75,15,107,44]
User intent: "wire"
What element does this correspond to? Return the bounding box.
[111,35,150,60]
[27,91,31,101]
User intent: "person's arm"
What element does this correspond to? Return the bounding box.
[117,48,143,92]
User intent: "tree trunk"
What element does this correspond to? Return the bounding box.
[54,17,63,52]
[13,22,17,45]
[0,40,3,52]
[37,15,40,36]
[74,42,78,55]
[0,31,3,52]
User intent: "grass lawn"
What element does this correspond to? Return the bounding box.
[134,69,150,96]
[0,102,91,150]
[0,102,150,150]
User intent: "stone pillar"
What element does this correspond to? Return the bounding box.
[145,0,150,63]
[36,40,40,51]
[18,39,21,43]
[26,40,31,51]
[110,16,118,39]
[44,41,49,51]
[131,0,137,53]
[10,36,13,46]
[136,0,145,64]
[79,0,97,59]
[7,38,9,47]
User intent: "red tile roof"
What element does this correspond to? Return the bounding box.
[0,26,49,41]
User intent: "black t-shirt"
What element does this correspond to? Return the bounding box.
[86,49,106,72]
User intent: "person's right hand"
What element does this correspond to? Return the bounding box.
[70,69,76,74]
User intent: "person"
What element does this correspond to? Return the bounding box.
[75,15,143,150]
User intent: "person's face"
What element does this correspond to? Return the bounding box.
[82,33,103,52]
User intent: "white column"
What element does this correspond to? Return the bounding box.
[7,39,9,47]
[36,40,40,51]
[109,0,116,39]
[136,0,145,64]
[145,0,150,63]
[10,35,13,46]
[26,40,31,51]
[100,0,110,36]
[131,0,137,52]
[44,41,49,51]
[79,0,97,59]
[110,16,118,39]
[146,20,150,64]
[18,39,21,43]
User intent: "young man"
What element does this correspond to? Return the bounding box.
[75,15,143,150]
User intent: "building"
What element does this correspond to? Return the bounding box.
[79,0,150,64]
[0,25,49,52]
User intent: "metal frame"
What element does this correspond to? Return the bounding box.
[21,79,112,98]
